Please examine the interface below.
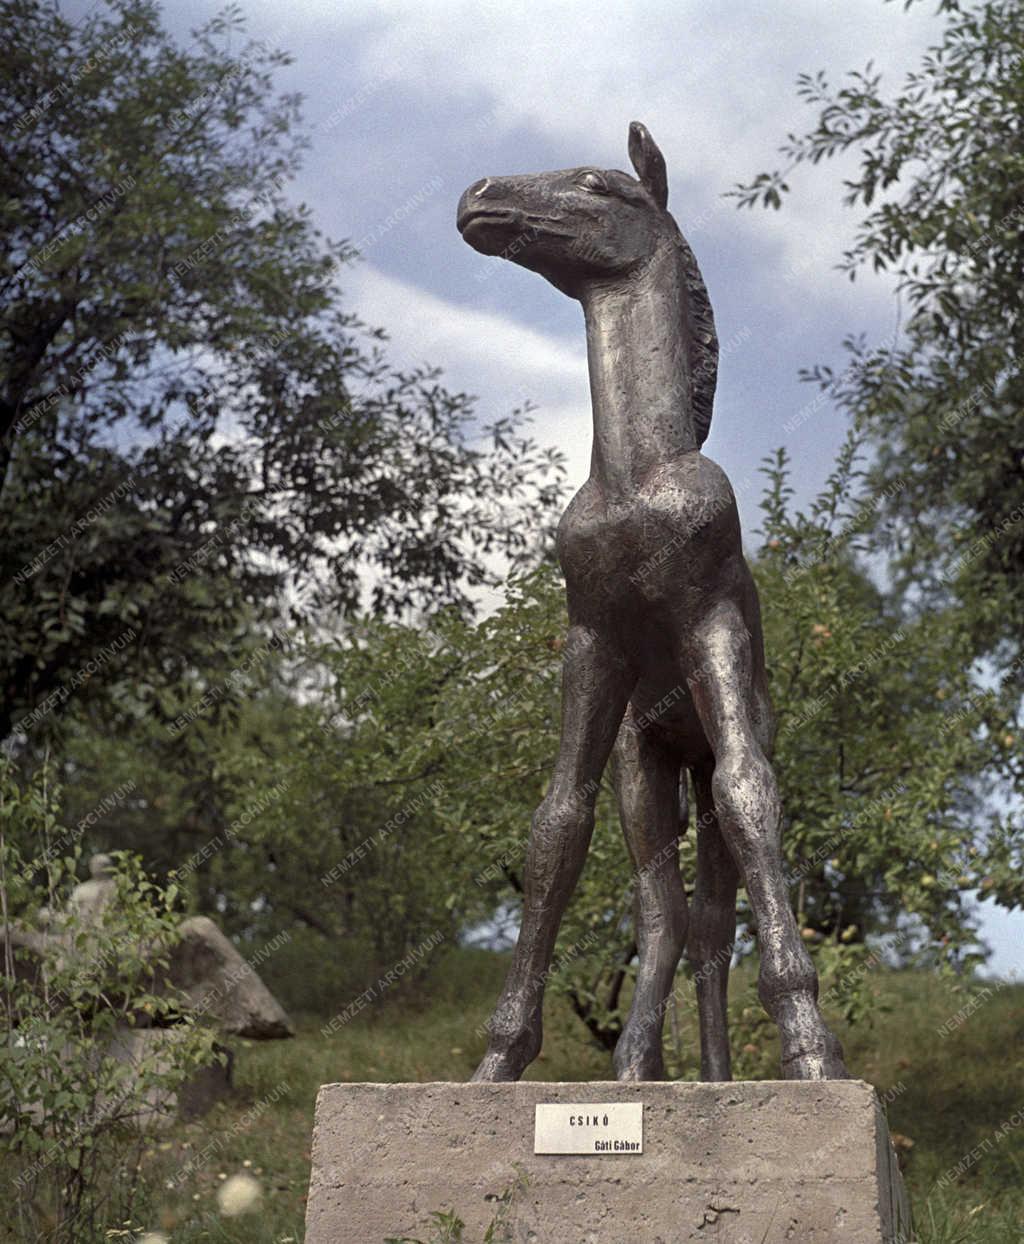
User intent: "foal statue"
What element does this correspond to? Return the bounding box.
[457,122,848,1083]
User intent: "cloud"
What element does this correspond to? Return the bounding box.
[241,0,935,507]
[344,262,596,488]
[290,0,941,290]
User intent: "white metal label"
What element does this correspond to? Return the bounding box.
[533,1102,644,1154]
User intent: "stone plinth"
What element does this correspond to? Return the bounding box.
[305,1079,912,1244]
[105,1028,233,1127]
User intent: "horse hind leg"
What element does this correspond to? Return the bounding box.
[610,713,688,1081]
[687,760,738,1081]
[685,606,849,1080]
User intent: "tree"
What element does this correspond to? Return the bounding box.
[0,0,564,742]
[732,0,1024,946]
[732,0,1024,668]
[758,438,1021,938]
[291,569,641,1051]
[51,638,467,1009]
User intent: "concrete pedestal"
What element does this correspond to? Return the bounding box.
[305,1079,912,1244]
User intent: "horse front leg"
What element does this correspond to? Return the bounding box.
[472,622,635,1082]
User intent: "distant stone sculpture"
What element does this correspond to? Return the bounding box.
[2,853,293,1122]
[6,853,294,1039]
[457,122,848,1083]
[67,851,116,924]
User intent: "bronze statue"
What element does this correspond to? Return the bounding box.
[457,122,848,1083]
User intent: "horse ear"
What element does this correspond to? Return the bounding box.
[628,121,668,209]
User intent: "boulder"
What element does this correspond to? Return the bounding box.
[166,916,294,1039]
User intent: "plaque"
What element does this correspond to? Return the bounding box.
[533,1102,644,1155]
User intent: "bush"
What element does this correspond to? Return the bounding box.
[0,759,219,1243]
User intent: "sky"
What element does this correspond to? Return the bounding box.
[156,0,944,512]
[89,0,1022,976]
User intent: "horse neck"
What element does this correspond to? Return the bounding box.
[580,238,698,497]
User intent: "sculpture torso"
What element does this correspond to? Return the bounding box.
[561,238,766,756]
[557,453,738,608]
[457,142,773,760]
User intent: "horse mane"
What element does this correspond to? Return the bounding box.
[671,224,718,448]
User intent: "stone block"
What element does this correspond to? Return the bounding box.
[105,1027,234,1128]
[305,1079,912,1243]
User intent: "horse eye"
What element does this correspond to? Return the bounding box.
[577,172,609,194]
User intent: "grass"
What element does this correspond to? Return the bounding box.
[9,949,1023,1242]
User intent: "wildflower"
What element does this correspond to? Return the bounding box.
[217,1172,262,1217]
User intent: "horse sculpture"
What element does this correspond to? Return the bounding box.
[457,122,848,1084]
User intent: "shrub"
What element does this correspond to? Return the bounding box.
[0,758,219,1243]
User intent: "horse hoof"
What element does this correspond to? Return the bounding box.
[781,1036,850,1081]
[613,1033,667,1082]
[470,1051,524,1082]
[615,1060,666,1082]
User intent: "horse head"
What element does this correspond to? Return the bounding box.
[457,121,718,447]
[457,121,674,298]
